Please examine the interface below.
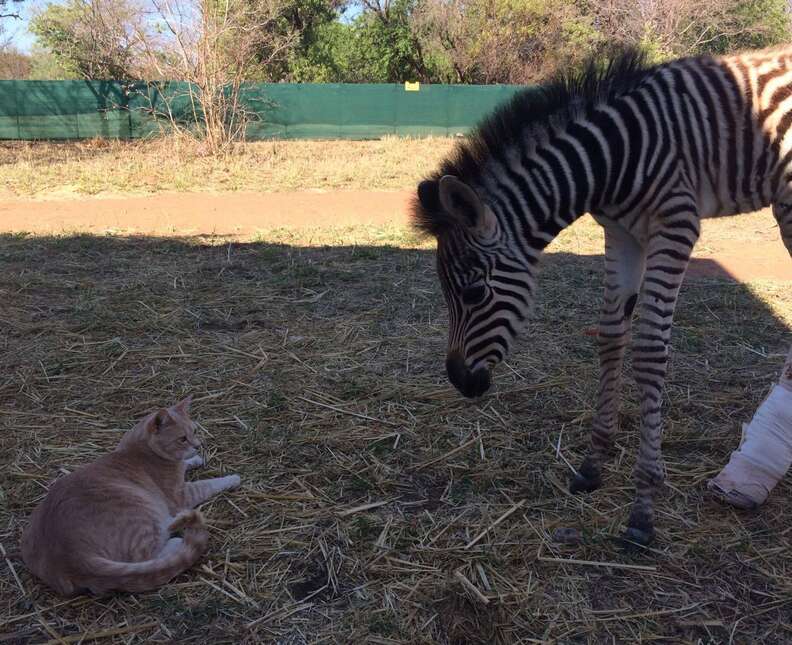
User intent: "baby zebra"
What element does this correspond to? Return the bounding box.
[412,47,792,546]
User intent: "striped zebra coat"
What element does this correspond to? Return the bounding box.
[412,47,792,546]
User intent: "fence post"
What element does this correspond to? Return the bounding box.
[13,80,20,140]
[126,82,134,140]
[445,84,450,137]
[74,84,80,139]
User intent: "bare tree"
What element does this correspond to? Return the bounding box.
[0,0,25,55]
[30,0,162,79]
[413,0,790,84]
[591,0,789,58]
[0,46,30,77]
[411,0,470,82]
[414,0,604,84]
[31,0,304,151]
[0,0,24,20]
[137,0,301,153]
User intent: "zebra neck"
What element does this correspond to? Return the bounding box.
[494,133,599,251]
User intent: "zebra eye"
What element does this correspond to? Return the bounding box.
[461,284,487,306]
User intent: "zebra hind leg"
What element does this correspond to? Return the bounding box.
[571,222,645,494]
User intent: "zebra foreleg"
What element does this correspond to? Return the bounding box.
[572,222,646,494]
[624,210,699,547]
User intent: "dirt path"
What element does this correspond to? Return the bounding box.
[1,190,413,235]
[2,189,790,282]
[688,242,791,281]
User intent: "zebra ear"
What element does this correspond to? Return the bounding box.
[438,175,496,238]
[417,179,441,213]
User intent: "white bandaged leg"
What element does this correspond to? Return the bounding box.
[708,351,792,509]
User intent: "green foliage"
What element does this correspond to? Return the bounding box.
[290,0,448,82]
[29,2,82,77]
[412,0,608,84]
[29,0,142,79]
[288,20,353,82]
[346,2,418,81]
[25,0,792,84]
[27,47,78,80]
[243,0,345,81]
[355,0,456,82]
[697,0,791,55]
[638,24,675,65]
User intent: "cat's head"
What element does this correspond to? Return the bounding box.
[138,396,201,462]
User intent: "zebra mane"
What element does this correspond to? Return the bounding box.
[412,48,653,237]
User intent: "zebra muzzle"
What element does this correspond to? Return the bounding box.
[446,352,491,398]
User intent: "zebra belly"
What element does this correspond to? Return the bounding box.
[698,198,769,219]
[696,175,772,218]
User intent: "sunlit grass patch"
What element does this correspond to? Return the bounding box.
[0,137,456,198]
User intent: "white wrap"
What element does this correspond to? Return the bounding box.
[709,381,792,509]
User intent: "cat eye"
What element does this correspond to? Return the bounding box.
[180,436,188,443]
[461,283,487,306]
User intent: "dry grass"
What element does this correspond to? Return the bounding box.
[0,137,455,199]
[0,220,791,643]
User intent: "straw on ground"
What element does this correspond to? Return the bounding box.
[0,219,790,642]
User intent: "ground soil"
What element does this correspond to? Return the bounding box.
[3,189,790,282]
[1,190,412,236]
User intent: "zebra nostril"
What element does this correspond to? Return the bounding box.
[470,367,491,397]
[446,352,467,392]
[446,352,491,398]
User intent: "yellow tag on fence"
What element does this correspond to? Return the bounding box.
[404,81,420,92]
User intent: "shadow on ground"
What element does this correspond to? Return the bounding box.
[0,233,789,644]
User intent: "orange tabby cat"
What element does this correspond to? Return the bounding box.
[21,396,241,596]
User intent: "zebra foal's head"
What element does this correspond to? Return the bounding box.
[414,174,534,398]
[411,50,652,398]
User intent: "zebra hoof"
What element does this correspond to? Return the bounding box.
[570,472,601,494]
[620,526,654,550]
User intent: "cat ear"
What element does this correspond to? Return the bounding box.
[146,409,171,434]
[173,395,193,414]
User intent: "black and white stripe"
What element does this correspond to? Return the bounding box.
[413,46,792,545]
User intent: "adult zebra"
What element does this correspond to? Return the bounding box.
[412,47,792,546]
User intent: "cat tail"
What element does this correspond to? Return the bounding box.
[85,510,209,593]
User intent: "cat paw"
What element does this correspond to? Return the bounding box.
[224,474,242,489]
[184,455,204,470]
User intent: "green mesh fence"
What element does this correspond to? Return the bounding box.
[0,80,528,140]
